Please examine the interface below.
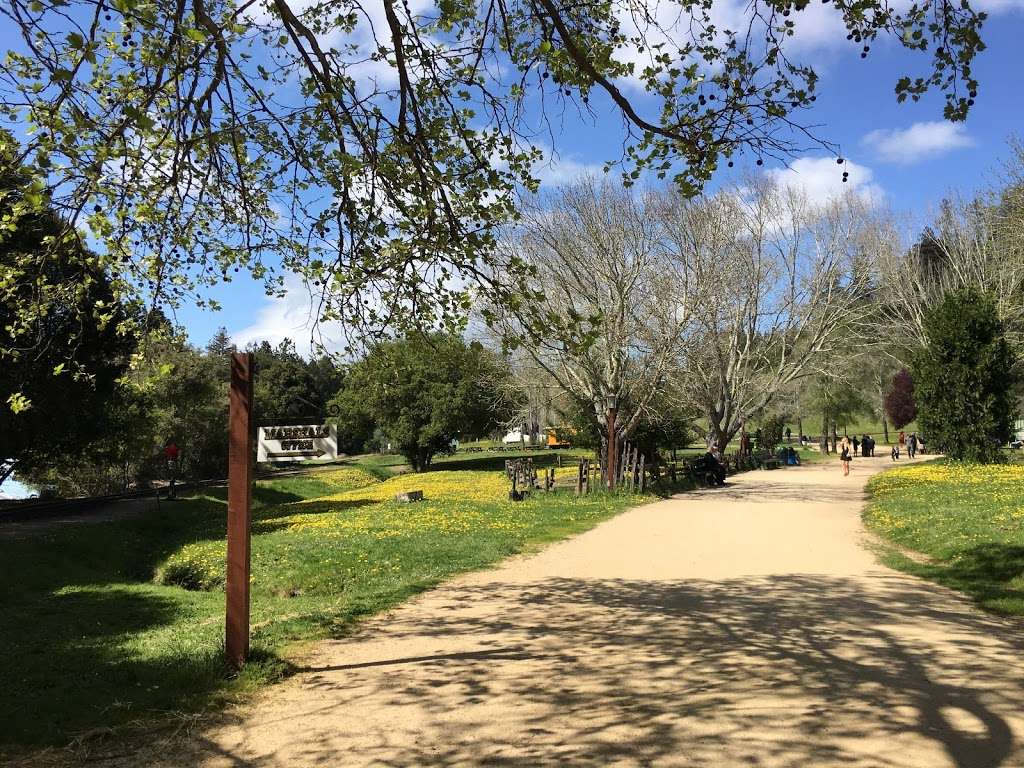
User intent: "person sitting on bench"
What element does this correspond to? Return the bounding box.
[699,448,727,486]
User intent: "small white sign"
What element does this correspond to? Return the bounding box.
[257,424,338,463]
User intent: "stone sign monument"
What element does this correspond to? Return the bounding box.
[257,424,338,463]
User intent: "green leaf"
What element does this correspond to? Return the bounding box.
[66,32,84,49]
[184,28,207,43]
[7,392,32,414]
[123,105,156,131]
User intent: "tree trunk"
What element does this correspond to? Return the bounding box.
[797,417,803,443]
[831,423,838,453]
[882,417,890,444]
[821,411,829,453]
[707,418,727,452]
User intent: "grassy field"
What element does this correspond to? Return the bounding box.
[0,458,658,751]
[864,459,1024,616]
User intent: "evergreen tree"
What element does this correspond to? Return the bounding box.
[205,327,237,357]
[332,335,510,471]
[912,288,1015,462]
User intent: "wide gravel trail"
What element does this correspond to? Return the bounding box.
[176,455,1024,767]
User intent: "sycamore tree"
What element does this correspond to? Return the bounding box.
[664,179,876,450]
[0,0,988,358]
[486,179,695,441]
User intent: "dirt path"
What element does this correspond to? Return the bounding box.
[0,497,162,541]
[161,456,1024,767]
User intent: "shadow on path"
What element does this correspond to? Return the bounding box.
[179,572,1024,768]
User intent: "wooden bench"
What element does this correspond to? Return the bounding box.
[753,450,783,470]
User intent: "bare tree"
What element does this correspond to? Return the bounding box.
[486,179,695,440]
[662,180,877,450]
[879,147,1024,357]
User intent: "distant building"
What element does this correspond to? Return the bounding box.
[502,428,543,445]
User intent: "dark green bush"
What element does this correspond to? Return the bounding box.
[911,287,1015,463]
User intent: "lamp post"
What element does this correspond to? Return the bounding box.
[606,394,618,490]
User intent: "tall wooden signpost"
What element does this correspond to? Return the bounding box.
[226,352,254,670]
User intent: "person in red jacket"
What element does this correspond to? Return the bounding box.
[165,442,180,499]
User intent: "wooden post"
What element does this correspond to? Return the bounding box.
[638,455,646,493]
[226,352,254,671]
[607,408,617,490]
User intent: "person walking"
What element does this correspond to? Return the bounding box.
[839,437,852,477]
[852,435,860,456]
[891,442,900,461]
[908,432,918,459]
[164,441,180,500]
[785,427,792,444]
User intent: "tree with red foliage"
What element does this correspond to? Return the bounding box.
[885,369,918,430]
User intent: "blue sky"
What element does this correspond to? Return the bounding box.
[168,3,1024,352]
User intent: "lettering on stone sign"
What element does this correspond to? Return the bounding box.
[281,439,315,451]
[264,425,330,441]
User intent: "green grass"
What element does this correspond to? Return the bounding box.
[864,459,1024,616]
[0,463,655,751]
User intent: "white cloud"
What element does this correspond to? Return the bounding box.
[765,156,883,208]
[861,121,975,164]
[534,153,606,188]
[231,274,346,354]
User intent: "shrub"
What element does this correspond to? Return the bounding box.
[758,415,785,452]
[154,542,225,591]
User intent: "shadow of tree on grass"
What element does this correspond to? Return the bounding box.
[896,544,1024,617]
